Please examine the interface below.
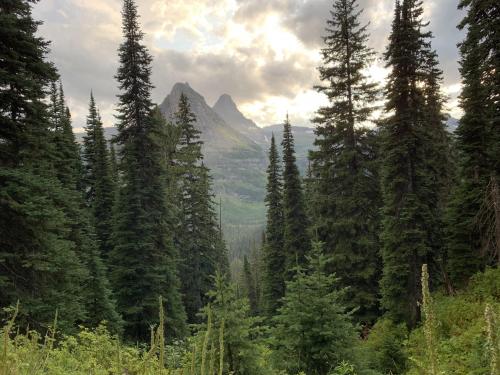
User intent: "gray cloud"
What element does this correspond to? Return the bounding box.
[152,49,317,106]
[33,0,465,129]
[235,0,465,86]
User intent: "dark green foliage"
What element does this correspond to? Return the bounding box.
[0,0,58,169]
[379,0,451,327]
[282,117,310,272]
[241,256,258,316]
[82,92,116,260]
[262,134,285,316]
[0,0,89,333]
[173,93,229,323]
[49,82,82,189]
[84,244,124,335]
[362,318,408,374]
[200,273,268,375]
[0,168,88,333]
[446,0,500,287]
[309,0,382,323]
[49,83,122,334]
[109,0,186,341]
[111,107,186,340]
[272,242,360,375]
[109,143,119,184]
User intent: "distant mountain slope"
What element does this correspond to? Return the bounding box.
[213,94,267,145]
[159,83,267,204]
[74,84,317,258]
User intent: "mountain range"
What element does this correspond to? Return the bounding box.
[75,83,314,257]
[159,83,317,257]
[76,82,457,258]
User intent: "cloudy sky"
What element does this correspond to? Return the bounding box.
[33,0,465,130]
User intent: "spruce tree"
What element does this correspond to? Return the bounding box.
[82,92,116,260]
[262,134,285,315]
[272,242,360,375]
[109,0,186,340]
[109,143,119,185]
[446,0,500,286]
[199,273,267,375]
[309,0,382,323]
[379,0,450,327]
[50,84,122,334]
[282,116,310,272]
[241,255,258,316]
[173,93,228,323]
[0,0,88,333]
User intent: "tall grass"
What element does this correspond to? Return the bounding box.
[0,299,225,375]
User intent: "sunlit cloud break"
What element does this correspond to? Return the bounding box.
[33,0,465,130]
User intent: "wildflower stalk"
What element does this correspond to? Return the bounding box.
[421,264,438,375]
[485,304,499,375]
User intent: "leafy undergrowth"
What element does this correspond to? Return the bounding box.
[1,268,499,375]
[363,267,500,375]
[406,267,500,374]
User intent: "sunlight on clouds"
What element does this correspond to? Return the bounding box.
[261,14,303,60]
[240,90,328,127]
[32,0,463,129]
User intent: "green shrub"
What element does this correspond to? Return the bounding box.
[362,318,408,374]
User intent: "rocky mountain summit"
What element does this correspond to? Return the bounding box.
[75,83,317,253]
[212,94,267,145]
[160,83,268,205]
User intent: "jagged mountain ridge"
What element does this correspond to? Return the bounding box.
[212,94,267,145]
[159,83,267,204]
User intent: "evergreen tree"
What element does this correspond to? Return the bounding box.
[199,273,267,375]
[0,0,88,333]
[273,242,360,375]
[82,92,115,260]
[109,0,186,340]
[173,93,228,323]
[50,84,122,334]
[47,83,85,191]
[109,143,119,186]
[379,0,450,327]
[309,0,382,323]
[282,116,311,273]
[446,0,500,286]
[241,255,258,316]
[262,134,285,316]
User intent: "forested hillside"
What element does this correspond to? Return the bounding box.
[0,0,498,374]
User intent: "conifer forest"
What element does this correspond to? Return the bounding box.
[1,0,500,374]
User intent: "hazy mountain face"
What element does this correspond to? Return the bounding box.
[212,94,268,145]
[74,83,316,253]
[159,83,267,202]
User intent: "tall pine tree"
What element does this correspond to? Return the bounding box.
[309,0,382,323]
[109,0,186,340]
[241,255,259,316]
[272,242,360,375]
[173,93,228,323]
[49,83,122,334]
[282,116,310,272]
[82,92,115,260]
[0,0,88,333]
[379,0,450,327]
[262,134,285,316]
[446,0,500,286]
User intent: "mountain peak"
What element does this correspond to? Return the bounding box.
[213,94,260,135]
[169,82,203,101]
[214,94,237,109]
